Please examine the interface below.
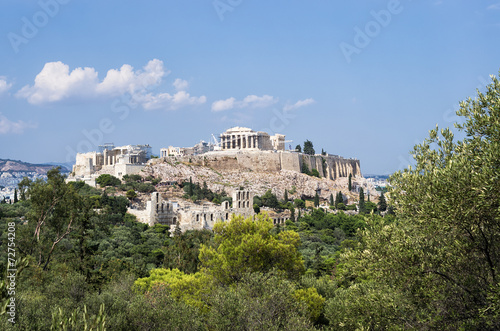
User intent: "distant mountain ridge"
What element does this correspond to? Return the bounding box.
[0,159,70,174]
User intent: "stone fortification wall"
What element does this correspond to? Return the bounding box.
[300,154,362,179]
[152,151,361,180]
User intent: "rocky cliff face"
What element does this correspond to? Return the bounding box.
[143,157,370,202]
[148,151,361,181]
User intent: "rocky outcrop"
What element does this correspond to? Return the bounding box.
[148,151,360,181]
[143,156,370,202]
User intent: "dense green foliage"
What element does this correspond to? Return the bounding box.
[330,71,500,329]
[182,179,230,205]
[119,174,156,193]
[96,174,121,187]
[200,215,305,284]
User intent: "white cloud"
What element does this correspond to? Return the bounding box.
[0,113,37,134]
[242,95,278,108]
[212,97,236,112]
[487,3,500,9]
[17,62,99,103]
[97,59,165,96]
[17,59,165,104]
[283,98,315,111]
[138,91,206,110]
[173,78,189,91]
[0,77,12,94]
[16,60,205,111]
[211,94,278,112]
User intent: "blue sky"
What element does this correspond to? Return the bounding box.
[0,0,499,174]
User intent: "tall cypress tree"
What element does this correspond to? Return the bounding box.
[14,189,18,204]
[314,192,320,207]
[336,191,343,208]
[359,187,365,214]
[348,173,352,191]
[329,193,334,206]
[188,177,193,197]
[284,189,288,202]
[378,192,387,212]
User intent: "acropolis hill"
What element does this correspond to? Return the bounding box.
[71,127,361,182]
[68,127,369,230]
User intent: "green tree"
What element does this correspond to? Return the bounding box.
[25,168,95,270]
[358,187,365,214]
[126,189,137,201]
[364,201,377,213]
[295,144,302,152]
[314,192,320,208]
[129,283,205,331]
[378,192,387,212]
[261,189,279,209]
[294,199,305,209]
[13,188,18,203]
[18,176,31,200]
[284,189,289,202]
[348,173,352,191]
[96,174,121,187]
[188,177,193,197]
[333,71,500,329]
[311,169,320,178]
[199,214,305,284]
[321,148,326,156]
[303,140,315,155]
[206,272,314,330]
[301,161,311,175]
[329,194,334,207]
[335,191,343,209]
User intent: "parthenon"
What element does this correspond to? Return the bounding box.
[220,127,285,151]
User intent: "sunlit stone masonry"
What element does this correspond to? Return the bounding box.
[220,127,285,151]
